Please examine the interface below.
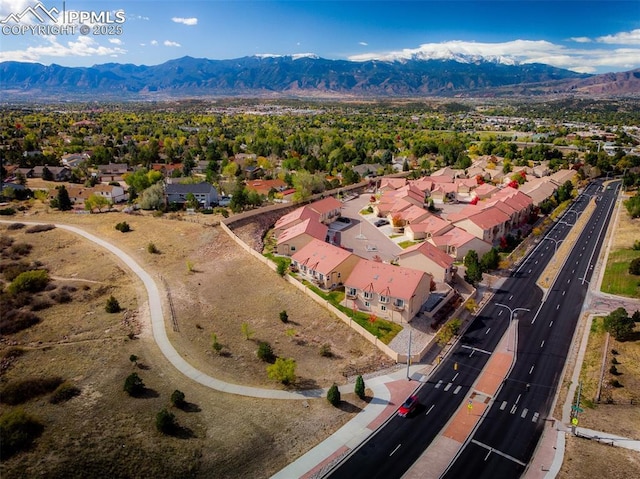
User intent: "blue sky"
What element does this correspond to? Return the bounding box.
[1,0,639,73]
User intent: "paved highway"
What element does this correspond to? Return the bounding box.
[325,180,614,479]
[442,180,620,478]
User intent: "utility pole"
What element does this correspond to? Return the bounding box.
[571,381,583,435]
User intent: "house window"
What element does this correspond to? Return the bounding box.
[381,305,387,312]
[364,301,370,308]
[394,299,404,308]
[347,287,357,296]
[379,295,389,303]
[319,273,324,281]
[337,272,341,278]
[363,291,373,300]
[290,246,296,252]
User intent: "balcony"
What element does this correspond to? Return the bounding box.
[346,290,357,299]
[392,302,405,311]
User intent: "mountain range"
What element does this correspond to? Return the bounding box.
[1,55,639,99]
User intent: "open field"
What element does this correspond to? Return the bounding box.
[558,434,640,479]
[0,205,390,478]
[601,198,640,298]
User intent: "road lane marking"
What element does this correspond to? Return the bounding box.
[556,304,560,310]
[549,320,553,327]
[528,269,532,273]
[510,405,517,414]
[532,412,539,423]
[461,345,491,355]
[529,365,535,374]
[541,340,545,348]
[453,386,461,395]
[444,383,452,391]
[562,290,566,296]
[521,408,528,419]
[485,328,491,335]
[435,380,442,389]
[498,310,503,316]
[509,295,513,300]
[452,373,459,382]
[515,394,521,405]
[426,404,435,415]
[390,444,401,456]
[500,401,507,410]
[535,260,538,264]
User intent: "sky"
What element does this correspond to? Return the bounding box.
[0,0,639,74]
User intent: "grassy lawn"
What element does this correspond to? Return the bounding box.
[303,281,402,344]
[397,240,418,249]
[578,317,607,409]
[601,249,640,297]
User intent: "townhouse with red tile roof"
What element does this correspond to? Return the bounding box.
[396,241,456,283]
[291,239,361,289]
[427,226,493,261]
[343,259,433,324]
[276,218,328,256]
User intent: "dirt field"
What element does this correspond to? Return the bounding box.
[0,204,391,479]
[557,434,640,479]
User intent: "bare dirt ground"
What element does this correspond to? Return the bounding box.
[557,434,640,479]
[0,204,391,479]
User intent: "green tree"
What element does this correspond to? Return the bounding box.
[7,270,50,295]
[266,357,296,385]
[603,307,635,341]
[464,250,483,285]
[624,192,640,218]
[170,390,186,408]
[257,341,275,363]
[241,322,254,340]
[436,318,462,346]
[355,375,365,399]
[55,185,72,211]
[629,257,640,275]
[185,192,199,210]
[115,221,131,233]
[105,295,121,313]
[279,310,289,323]
[156,408,177,434]
[327,383,341,406]
[480,247,500,272]
[85,193,111,213]
[123,372,145,396]
[138,182,164,210]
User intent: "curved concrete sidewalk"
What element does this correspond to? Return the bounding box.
[1,220,325,400]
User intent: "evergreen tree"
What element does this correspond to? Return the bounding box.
[327,383,341,406]
[464,250,483,285]
[355,375,365,399]
[55,185,72,211]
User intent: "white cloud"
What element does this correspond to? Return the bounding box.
[0,35,126,62]
[109,38,123,45]
[164,40,181,47]
[359,41,368,46]
[171,17,197,26]
[150,40,158,46]
[596,29,640,45]
[569,37,592,43]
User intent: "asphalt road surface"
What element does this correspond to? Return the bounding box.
[326,180,617,479]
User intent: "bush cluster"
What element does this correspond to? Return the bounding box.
[0,409,44,458]
[25,224,55,234]
[115,221,131,233]
[0,377,64,405]
[49,382,81,404]
[7,269,50,295]
[257,341,276,363]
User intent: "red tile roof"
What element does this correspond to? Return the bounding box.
[277,218,328,245]
[345,259,429,301]
[274,206,320,230]
[291,239,355,274]
[307,196,342,215]
[398,241,454,269]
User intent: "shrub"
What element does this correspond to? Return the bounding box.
[279,310,289,323]
[147,242,160,254]
[603,307,635,341]
[611,357,620,365]
[609,379,623,388]
[30,297,53,311]
[171,390,186,408]
[115,221,131,233]
[25,224,55,234]
[266,357,296,385]
[129,354,138,365]
[7,270,50,295]
[49,382,81,404]
[1,261,32,282]
[156,408,177,434]
[105,295,122,313]
[0,377,64,405]
[9,242,33,257]
[355,375,365,399]
[327,383,341,406]
[211,333,223,354]
[319,343,333,357]
[257,341,275,363]
[276,260,287,276]
[633,240,640,251]
[0,207,16,216]
[0,408,44,458]
[241,322,254,340]
[49,289,72,304]
[629,257,640,276]
[0,310,41,334]
[123,372,145,396]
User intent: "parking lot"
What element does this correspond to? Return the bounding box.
[332,194,402,262]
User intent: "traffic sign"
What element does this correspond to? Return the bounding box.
[571,406,584,413]
[571,417,578,426]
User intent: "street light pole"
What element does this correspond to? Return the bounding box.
[495,303,530,352]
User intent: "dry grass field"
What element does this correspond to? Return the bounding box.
[558,434,640,479]
[0,204,392,479]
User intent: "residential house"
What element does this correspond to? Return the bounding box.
[151,163,183,177]
[291,239,360,289]
[306,196,343,224]
[428,226,492,261]
[48,184,127,206]
[378,177,407,192]
[353,163,383,178]
[404,214,453,241]
[245,179,287,197]
[61,152,91,168]
[343,259,432,323]
[396,241,456,283]
[520,177,558,206]
[97,162,129,182]
[392,204,431,226]
[276,218,328,256]
[473,183,499,200]
[451,206,511,244]
[430,182,459,204]
[165,182,218,208]
[32,165,72,182]
[272,206,320,238]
